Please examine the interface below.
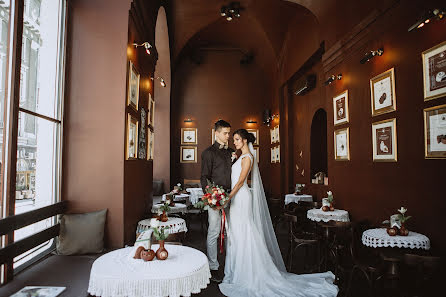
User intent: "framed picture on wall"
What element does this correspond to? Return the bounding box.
[424,104,446,159]
[422,41,446,101]
[370,68,396,116]
[247,129,259,145]
[127,61,140,111]
[270,128,275,143]
[271,147,275,163]
[372,118,397,162]
[276,125,280,143]
[180,146,197,163]
[334,127,350,161]
[181,128,198,145]
[138,107,147,159]
[126,114,139,160]
[147,128,153,160]
[148,95,155,127]
[253,146,259,163]
[333,90,349,125]
[212,129,216,144]
[276,145,280,163]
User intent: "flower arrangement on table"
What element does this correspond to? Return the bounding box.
[382,206,411,236]
[134,218,169,261]
[157,200,171,222]
[322,191,335,212]
[294,183,305,194]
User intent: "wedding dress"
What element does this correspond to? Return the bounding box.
[219,143,338,297]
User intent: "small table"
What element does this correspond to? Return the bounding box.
[163,193,191,206]
[284,194,313,205]
[186,188,204,205]
[136,217,188,238]
[88,246,211,297]
[307,208,350,223]
[152,203,187,215]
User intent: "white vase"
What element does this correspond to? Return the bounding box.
[322,198,330,207]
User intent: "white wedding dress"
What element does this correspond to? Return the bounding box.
[219,144,338,297]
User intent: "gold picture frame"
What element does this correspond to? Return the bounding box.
[181,128,198,145]
[333,90,349,125]
[270,128,275,144]
[147,128,154,160]
[254,147,259,163]
[211,128,216,144]
[372,118,397,162]
[127,61,140,111]
[148,94,155,127]
[370,68,396,116]
[422,41,446,101]
[247,129,259,145]
[276,145,280,163]
[180,146,197,163]
[271,147,275,163]
[334,127,350,161]
[126,114,139,160]
[275,125,280,143]
[424,104,446,159]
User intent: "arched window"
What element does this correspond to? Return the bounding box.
[310,108,328,180]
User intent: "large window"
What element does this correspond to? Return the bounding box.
[0,0,66,272]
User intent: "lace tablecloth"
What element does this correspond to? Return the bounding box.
[362,228,430,250]
[151,203,187,214]
[186,188,204,205]
[284,194,313,205]
[88,246,211,297]
[162,193,190,204]
[136,218,188,237]
[307,208,350,222]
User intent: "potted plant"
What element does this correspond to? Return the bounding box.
[158,200,171,222]
[322,191,334,211]
[397,207,411,236]
[152,220,169,260]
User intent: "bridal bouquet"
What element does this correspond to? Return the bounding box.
[199,180,229,210]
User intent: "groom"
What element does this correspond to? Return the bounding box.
[201,119,235,283]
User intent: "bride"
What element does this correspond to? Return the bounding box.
[218,129,338,297]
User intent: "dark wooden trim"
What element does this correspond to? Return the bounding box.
[0,201,67,236]
[0,224,60,265]
[18,107,61,124]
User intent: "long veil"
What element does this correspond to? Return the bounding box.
[248,143,286,272]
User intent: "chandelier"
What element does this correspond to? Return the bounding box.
[220,2,242,22]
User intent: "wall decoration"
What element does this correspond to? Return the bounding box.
[181,128,198,145]
[127,61,140,111]
[126,114,139,160]
[275,125,280,143]
[247,129,259,145]
[147,128,154,160]
[212,128,216,144]
[254,147,259,163]
[333,90,349,125]
[138,108,147,159]
[424,104,446,159]
[271,147,275,163]
[372,118,397,162]
[270,128,275,143]
[370,68,396,116]
[334,127,350,161]
[148,94,155,126]
[180,146,197,163]
[422,41,446,101]
[275,145,280,163]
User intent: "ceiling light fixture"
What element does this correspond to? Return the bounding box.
[360,48,384,64]
[408,8,445,32]
[324,74,342,86]
[220,2,242,22]
[151,76,166,88]
[133,41,152,55]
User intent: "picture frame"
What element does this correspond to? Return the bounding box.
[180,146,197,163]
[271,147,275,163]
[127,61,140,111]
[147,128,154,160]
[212,128,216,144]
[138,107,147,159]
[370,68,396,116]
[275,125,280,143]
[253,146,259,163]
[372,118,397,162]
[126,114,139,160]
[333,90,349,125]
[422,41,446,101]
[148,94,155,127]
[181,128,198,145]
[334,127,350,161]
[424,104,446,159]
[276,145,280,163]
[270,128,275,144]
[247,129,259,145]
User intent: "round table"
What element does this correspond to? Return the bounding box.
[88,245,211,297]
[152,203,187,215]
[284,194,313,205]
[362,228,430,250]
[186,188,204,205]
[136,217,188,238]
[162,193,190,204]
[307,208,350,222]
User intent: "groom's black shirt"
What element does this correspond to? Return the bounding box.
[201,142,235,192]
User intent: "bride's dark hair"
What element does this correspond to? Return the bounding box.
[233,129,256,144]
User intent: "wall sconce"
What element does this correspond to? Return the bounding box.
[408,8,445,32]
[220,2,242,21]
[360,48,384,64]
[133,41,152,55]
[324,74,342,86]
[246,119,257,124]
[184,118,193,123]
[150,76,166,87]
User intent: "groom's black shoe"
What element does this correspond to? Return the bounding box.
[210,270,223,283]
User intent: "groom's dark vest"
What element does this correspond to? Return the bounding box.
[200,142,235,192]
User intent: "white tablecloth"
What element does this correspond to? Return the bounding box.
[152,203,187,214]
[307,208,350,222]
[362,228,430,250]
[284,194,313,205]
[163,193,190,206]
[136,218,188,237]
[88,246,210,297]
[186,188,204,205]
